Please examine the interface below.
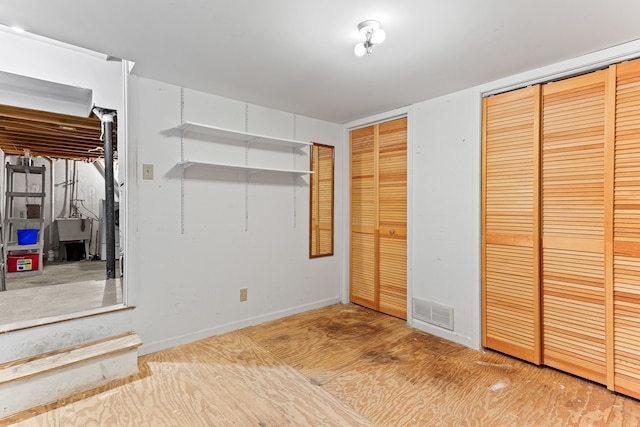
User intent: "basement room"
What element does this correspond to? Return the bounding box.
[2,1,640,426]
[0,101,122,325]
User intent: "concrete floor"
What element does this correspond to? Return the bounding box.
[0,260,123,329]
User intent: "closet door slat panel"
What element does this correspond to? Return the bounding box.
[378,118,407,319]
[614,58,640,399]
[482,86,540,363]
[350,126,377,309]
[542,70,608,384]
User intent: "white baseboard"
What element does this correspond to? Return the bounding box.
[411,319,478,350]
[139,298,341,356]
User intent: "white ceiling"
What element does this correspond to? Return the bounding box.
[2,1,640,123]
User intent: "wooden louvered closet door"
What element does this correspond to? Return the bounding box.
[350,118,407,319]
[351,125,377,310]
[378,119,407,318]
[483,59,640,398]
[613,58,640,399]
[482,86,541,364]
[541,70,610,384]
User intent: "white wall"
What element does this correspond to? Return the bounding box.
[130,77,342,354]
[0,29,122,111]
[411,89,481,348]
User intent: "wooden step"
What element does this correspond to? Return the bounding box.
[0,332,141,385]
[0,332,141,418]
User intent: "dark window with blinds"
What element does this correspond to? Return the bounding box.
[309,143,334,258]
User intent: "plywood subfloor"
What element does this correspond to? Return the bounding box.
[4,304,640,426]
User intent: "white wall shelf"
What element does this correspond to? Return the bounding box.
[170,121,312,149]
[170,116,311,233]
[179,161,312,176]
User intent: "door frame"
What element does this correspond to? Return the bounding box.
[341,107,413,324]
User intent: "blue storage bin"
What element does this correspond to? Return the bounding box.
[17,229,39,245]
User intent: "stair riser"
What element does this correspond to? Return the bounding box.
[0,308,133,363]
[0,349,138,419]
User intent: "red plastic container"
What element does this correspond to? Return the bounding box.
[7,254,39,272]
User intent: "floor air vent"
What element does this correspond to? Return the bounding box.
[413,298,454,331]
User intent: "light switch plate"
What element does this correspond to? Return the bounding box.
[143,164,154,180]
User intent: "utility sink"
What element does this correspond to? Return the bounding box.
[56,218,91,241]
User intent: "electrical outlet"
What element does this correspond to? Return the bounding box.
[240,288,248,302]
[143,164,154,180]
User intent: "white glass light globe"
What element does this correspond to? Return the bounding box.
[371,29,386,44]
[354,43,366,57]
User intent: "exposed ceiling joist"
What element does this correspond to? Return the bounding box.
[0,104,116,161]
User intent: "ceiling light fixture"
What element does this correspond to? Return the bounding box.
[354,20,386,57]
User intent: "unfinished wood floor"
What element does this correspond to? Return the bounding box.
[5,303,640,426]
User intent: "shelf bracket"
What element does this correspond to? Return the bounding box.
[244,174,249,232]
[292,115,298,228]
[245,141,250,231]
[292,146,297,228]
[180,87,185,235]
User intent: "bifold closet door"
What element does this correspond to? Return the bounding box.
[613,59,640,398]
[350,118,407,319]
[483,60,640,397]
[351,125,377,310]
[541,70,610,384]
[377,118,407,319]
[482,86,541,363]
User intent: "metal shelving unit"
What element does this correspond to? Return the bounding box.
[0,213,5,291]
[4,163,46,278]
